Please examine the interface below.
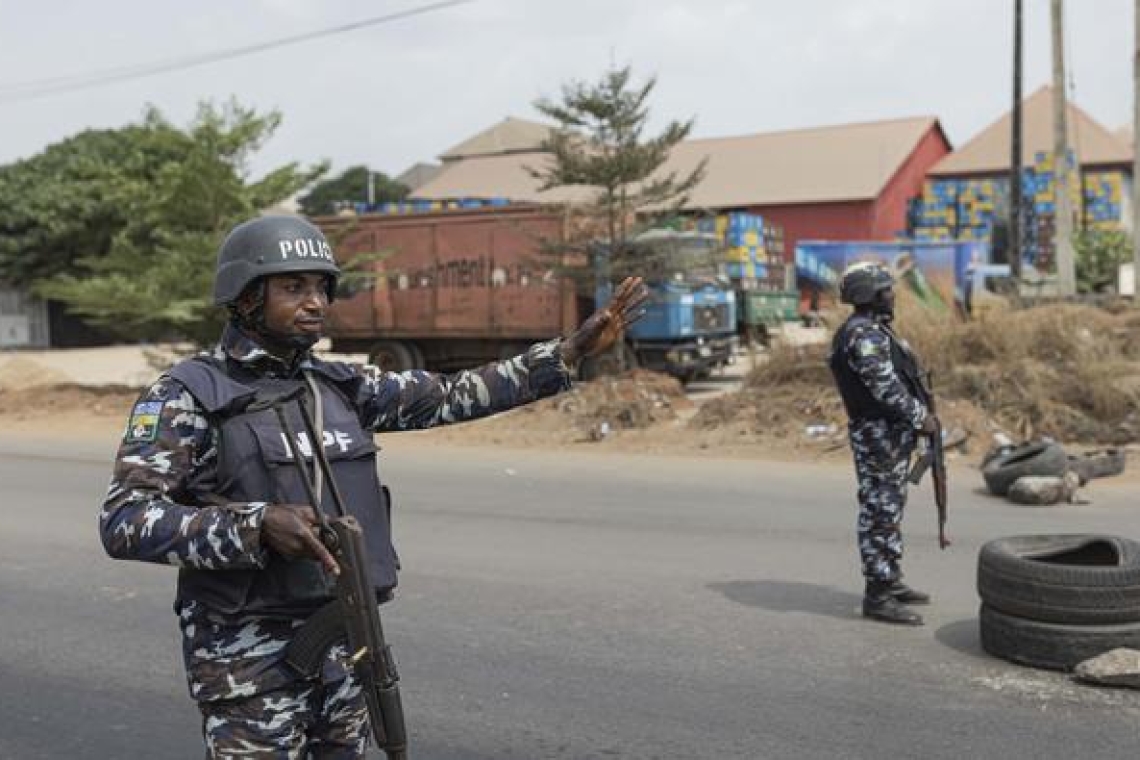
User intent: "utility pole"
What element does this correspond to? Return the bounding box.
[1133,0,1140,297]
[1010,0,1024,278]
[1051,0,1077,295]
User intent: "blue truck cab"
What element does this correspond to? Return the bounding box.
[591,231,738,382]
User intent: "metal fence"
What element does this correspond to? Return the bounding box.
[0,289,51,348]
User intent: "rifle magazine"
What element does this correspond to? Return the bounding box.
[283,600,346,677]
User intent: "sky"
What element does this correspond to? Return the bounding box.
[0,0,1133,181]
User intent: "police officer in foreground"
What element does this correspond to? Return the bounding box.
[828,261,937,626]
[99,215,647,757]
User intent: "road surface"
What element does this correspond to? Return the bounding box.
[2,434,1138,758]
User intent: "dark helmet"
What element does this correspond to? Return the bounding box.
[213,215,340,305]
[838,261,893,306]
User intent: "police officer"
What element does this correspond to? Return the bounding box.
[828,261,937,626]
[99,215,647,757]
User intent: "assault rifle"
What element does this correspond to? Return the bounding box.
[907,371,950,550]
[251,387,408,760]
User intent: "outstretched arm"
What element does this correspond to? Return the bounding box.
[354,277,649,433]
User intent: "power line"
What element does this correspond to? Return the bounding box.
[0,0,473,104]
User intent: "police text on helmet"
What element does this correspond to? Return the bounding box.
[278,238,334,261]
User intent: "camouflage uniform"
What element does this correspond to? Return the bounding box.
[100,323,572,757]
[830,314,927,585]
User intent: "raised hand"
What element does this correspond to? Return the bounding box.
[561,276,649,365]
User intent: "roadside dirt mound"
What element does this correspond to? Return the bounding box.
[521,368,692,437]
[690,301,1140,449]
[547,369,693,436]
[0,357,70,390]
[424,369,693,447]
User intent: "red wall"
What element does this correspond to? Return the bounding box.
[748,201,874,262]
[745,123,952,262]
[870,124,952,240]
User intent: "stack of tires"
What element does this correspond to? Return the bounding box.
[978,534,1140,671]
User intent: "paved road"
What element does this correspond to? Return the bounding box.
[2,435,1139,759]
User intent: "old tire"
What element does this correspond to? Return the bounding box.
[977,534,1140,625]
[979,604,1140,671]
[1067,449,1126,484]
[982,442,1068,496]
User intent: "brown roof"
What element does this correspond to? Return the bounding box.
[413,116,945,208]
[439,116,552,161]
[1116,124,1133,147]
[394,162,442,192]
[930,86,1132,176]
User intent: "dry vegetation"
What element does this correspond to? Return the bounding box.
[694,298,1140,448]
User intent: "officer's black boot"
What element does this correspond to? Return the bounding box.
[863,581,924,626]
[888,580,931,605]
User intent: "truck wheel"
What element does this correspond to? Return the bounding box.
[407,343,425,370]
[980,603,1140,671]
[369,341,416,372]
[977,534,1140,625]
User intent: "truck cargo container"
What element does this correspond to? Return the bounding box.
[318,206,736,380]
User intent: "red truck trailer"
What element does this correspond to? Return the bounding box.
[318,206,581,371]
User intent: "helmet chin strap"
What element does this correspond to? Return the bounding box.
[869,290,894,323]
[258,326,320,352]
[248,309,319,352]
[230,282,319,353]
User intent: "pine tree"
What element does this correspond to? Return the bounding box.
[529,65,708,286]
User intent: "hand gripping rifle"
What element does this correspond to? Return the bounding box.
[249,385,408,759]
[906,371,951,550]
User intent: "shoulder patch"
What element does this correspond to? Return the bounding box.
[855,337,887,359]
[124,400,165,443]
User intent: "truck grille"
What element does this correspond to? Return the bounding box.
[695,303,732,332]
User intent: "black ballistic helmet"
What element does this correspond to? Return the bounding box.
[838,261,894,306]
[213,215,341,306]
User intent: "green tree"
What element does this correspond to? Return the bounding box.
[1074,228,1131,294]
[0,120,187,287]
[529,65,708,285]
[297,165,408,216]
[7,101,326,345]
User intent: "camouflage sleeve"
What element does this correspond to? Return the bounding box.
[356,338,573,432]
[847,324,927,428]
[99,378,268,570]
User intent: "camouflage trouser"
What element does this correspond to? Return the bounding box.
[849,419,916,584]
[179,602,370,760]
[199,675,369,759]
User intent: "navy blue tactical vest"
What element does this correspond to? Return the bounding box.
[168,356,397,619]
[828,314,923,423]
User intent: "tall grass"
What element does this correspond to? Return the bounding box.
[718,296,1140,443]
